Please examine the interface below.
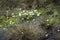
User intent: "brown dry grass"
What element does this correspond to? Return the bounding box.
[6,23,45,40]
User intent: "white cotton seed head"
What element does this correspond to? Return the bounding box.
[46,19,49,21]
[21,32,24,34]
[57,29,60,32]
[27,21,29,23]
[33,19,35,21]
[22,18,24,20]
[10,21,12,24]
[34,10,37,12]
[6,11,9,13]
[29,11,33,14]
[19,8,22,10]
[23,10,25,12]
[24,13,27,15]
[19,13,21,16]
[12,15,15,17]
[45,34,48,37]
[37,14,40,16]
[27,17,29,19]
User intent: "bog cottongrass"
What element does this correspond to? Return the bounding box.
[6,23,45,40]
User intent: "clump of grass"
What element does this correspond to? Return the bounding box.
[6,23,45,40]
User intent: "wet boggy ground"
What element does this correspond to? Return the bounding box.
[0,17,60,40]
